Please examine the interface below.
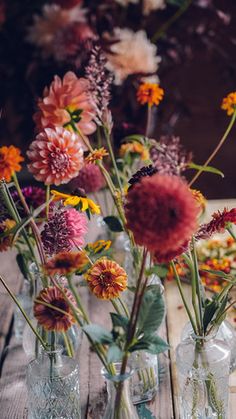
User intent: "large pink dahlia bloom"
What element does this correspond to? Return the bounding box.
[27,127,84,185]
[34,71,97,135]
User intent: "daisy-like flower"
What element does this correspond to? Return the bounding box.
[27,127,84,186]
[0,219,16,252]
[125,173,198,254]
[85,147,108,164]
[69,164,105,194]
[120,142,149,161]
[0,146,24,182]
[51,190,100,214]
[221,92,236,116]
[104,28,161,85]
[196,208,236,240]
[191,189,206,214]
[85,257,127,300]
[137,83,164,107]
[41,207,88,256]
[86,240,112,254]
[44,251,88,276]
[34,71,96,136]
[142,0,166,16]
[34,286,76,332]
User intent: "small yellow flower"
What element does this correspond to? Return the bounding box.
[120,142,149,161]
[190,189,206,213]
[87,240,112,254]
[85,147,108,164]
[51,190,100,214]
[0,219,16,251]
[221,92,236,116]
[137,83,164,107]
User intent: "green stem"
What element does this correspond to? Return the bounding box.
[67,276,90,324]
[189,110,236,187]
[145,104,152,137]
[46,184,50,220]
[62,331,74,357]
[226,226,236,241]
[191,238,204,334]
[118,297,130,318]
[104,127,123,194]
[111,299,123,316]
[183,253,201,334]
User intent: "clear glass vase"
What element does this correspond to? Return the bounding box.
[101,363,139,419]
[176,332,230,419]
[181,320,236,373]
[14,279,32,340]
[130,351,158,404]
[27,346,81,419]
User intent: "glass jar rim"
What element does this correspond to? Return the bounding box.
[101,363,133,382]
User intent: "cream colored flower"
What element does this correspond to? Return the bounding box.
[143,0,166,16]
[104,28,161,85]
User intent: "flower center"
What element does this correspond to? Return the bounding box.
[55,258,73,269]
[48,298,69,319]
[99,271,114,287]
[50,149,70,174]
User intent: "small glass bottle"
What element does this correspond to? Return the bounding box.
[176,332,230,419]
[101,363,139,419]
[130,351,158,404]
[27,346,81,419]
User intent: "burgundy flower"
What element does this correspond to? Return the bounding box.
[196,208,236,240]
[69,164,105,194]
[11,186,46,218]
[153,240,189,263]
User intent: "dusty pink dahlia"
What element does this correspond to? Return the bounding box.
[125,174,198,254]
[34,71,96,135]
[41,207,88,256]
[69,163,105,194]
[27,127,84,185]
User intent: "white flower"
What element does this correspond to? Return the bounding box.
[143,0,166,15]
[114,0,138,5]
[104,28,161,85]
[26,4,87,56]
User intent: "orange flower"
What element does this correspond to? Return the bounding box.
[120,142,149,161]
[0,219,16,251]
[44,251,88,275]
[137,83,164,107]
[191,189,206,213]
[85,147,108,164]
[221,92,236,116]
[34,286,76,332]
[0,146,24,182]
[85,257,127,300]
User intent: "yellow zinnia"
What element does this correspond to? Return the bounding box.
[51,190,100,214]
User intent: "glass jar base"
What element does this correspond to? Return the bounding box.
[132,386,158,405]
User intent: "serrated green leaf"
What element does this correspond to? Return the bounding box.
[107,345,123,363]
[188,162,224,178]
[103,216,123,232]
[83,324,113,344]
[136,288,165,336]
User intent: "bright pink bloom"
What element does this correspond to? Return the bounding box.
[27,127,84,186]
[34,71,97,135]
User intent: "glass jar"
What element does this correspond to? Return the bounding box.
[101,363,139,419]
[130,351,158,404]
[181,320,236,373]
[27,346,81,419]
[176,332,230,419]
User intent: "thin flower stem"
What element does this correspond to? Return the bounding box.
[67,276,90,324]
[191,238,204,334]
[0,274,47,349]
[183,253,201,334]
[189,110,236,187]
[46,184,50,220]
[62,332,74,357]
[34,299,80,318]
[170,261,197,334]
[104,127,123,194]
[118,297,130,317]
[226,226,236,241]
[145,104,152,137]
[111,299,123,316]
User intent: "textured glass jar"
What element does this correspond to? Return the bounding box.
[130,351,158,404]
[27,346,81,419]
[176,332,230,419]
[181,320,236,373]
[101,363,139,419]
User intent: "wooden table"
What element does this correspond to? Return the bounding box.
[0,200,236,418]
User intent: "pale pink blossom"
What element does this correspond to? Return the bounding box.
[143,0,166,16]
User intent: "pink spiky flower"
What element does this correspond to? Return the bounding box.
[196,208,236,240]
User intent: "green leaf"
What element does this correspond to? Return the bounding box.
[103,216,123,232]
[110,313,129,331]
[137,403,156,419]
[188,162,224,178]
[16,253,29,279]
[83,324,113,344]
[107,345,123,363]
[130,335,169,354]
[203,300,219,333]
[200,269,235,283]
[136,288,165,335]
[145,264,168,278]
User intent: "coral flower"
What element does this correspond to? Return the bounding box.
[191,189,206,214]
[0,146,24,182]
[69,164,105,194]
[85,147,108,164]
[27,127,84,186]
[34,71,96,135]
[221,92,236,116]
[125,174,198,254]
[196,208,236,240]
[51,190,100,214]
[44,251,88,275]
[41,207,88,256]
[0,219,16,252]
[34,286,76,332]
[85,258,127,300]
[137,83,164,107]
[120,142,149,160]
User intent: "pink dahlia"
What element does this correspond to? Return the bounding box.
[34,71,96,136]
[41,207,88,256]
[125,174,198,254]
[27,127,84,186]
[196,208,236,240]
[69,163,105,194]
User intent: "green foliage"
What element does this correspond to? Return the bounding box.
[16,253,29,279]
[203,299,220,333]
[110,313,129,331]
[145,264,168,278]
[188,162,224,178]
[103,216,124,232]
[137,403,156,419]
[83,324,113,344]
[130,335,170,354]
[107,345,123,363]
[136,288,165,335]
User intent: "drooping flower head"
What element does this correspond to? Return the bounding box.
[34,71,97,135]
[69,164,106,194]
[41,207,88,256]
[27,127,84,186]
[137,83,164,107]
[0,146,24,182]
[125,173,198,255]
[120,142,150,161]
[34,286,76,332]
[44,251,88,276]
[85,257,127,300]
[0,219,16,252]
[85,147,108,164]
[221,92,236,116]
[196,208,236,240]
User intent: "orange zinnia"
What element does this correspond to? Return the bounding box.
[137,83,164,107]
[44,251,89,276]
[0,146,24,182]
[221,92,236,116]
[85,147,108,164]
[85,257,127,300]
